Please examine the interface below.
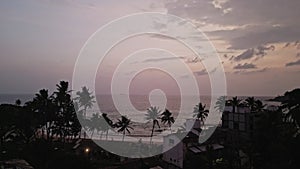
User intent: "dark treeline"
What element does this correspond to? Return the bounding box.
[0,81,300,169]
[0,81,95,169]
[0,81,82,145]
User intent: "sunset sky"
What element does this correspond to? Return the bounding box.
[0,0,300,96]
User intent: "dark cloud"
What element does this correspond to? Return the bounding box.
[232,45,275,62]
[256,45,275,57]
[143,56,185,63]
[286,59,300,67]
[234,63,257,69]
[234,49,255,61]
[166,0,300,26]
[208,25,299,50]
[283,41,300,49]
[234,68,268,75]
[165,0,300,49]
[149,34,175,40]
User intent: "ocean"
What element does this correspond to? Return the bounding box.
[0,94,277,142]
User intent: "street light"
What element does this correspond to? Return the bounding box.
[85,148,90,153]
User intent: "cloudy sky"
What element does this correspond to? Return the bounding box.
[0,0,300,96]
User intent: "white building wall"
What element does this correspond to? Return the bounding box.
[163,135,184,168]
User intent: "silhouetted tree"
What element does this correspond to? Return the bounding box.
[88,113,101,138]
[30,89,56,140]
[215,96,226,113]
[161,109,175,133]
[102,113,114,140]
[15,99,21,106]
[145,106,161,144]
[116,116,133,141]
[193,102,209,126]
[75,86,95,118]
[254,100,265,112]
[52,81,79,141]
[245,97,256,112]
[229,96,242,113]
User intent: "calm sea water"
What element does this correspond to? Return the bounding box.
[0,94,277,141]
[0,94,275,123]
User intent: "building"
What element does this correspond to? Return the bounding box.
[221,105,262,143]
[162,119,224,169]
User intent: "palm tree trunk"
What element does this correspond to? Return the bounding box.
[91,130,94,138]
[79,128,82,139]
[106,130,109,140]
[84,107,87,119]
[122,130,125,142]
[150,122,155,144]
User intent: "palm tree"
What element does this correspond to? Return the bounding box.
[52,81,76,141]
[116,116,133,141]
[193,102,209,126]
[280,89,300,125]
[254,100,265,112]
[32,89,55,140]
[161,109,175,133]
[102,113,114,140]
[75,86,95,118]
[245,97,256,112]
[89,113,100,138]
[229,96,242,113]
[145,106,161,143]
[215,96,226,113]
[15,99,21,106]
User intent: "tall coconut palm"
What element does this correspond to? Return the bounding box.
[161,109,175,133]
[75,86,95,118]
[245,97,256,112]
[89,113,100,138]
[52,81,74,141]
[229,96,242,113]
[32,89,55,140]
[193,102,209,125]
[116,116,133,141]
[145,106,161,143]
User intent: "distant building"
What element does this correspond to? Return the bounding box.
[162,119,224,169]
[220,104,273,167]
[221,105,262,143]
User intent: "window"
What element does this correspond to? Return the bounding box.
[234,122,239,130]
[229,121,233,129]
[169,139,174,146]
[234,114,239,121]
[229,114,233,120]
[239,115,245,122]
[239,123,245,131]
